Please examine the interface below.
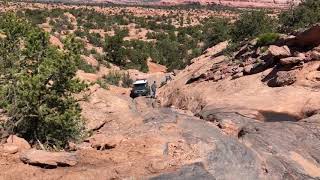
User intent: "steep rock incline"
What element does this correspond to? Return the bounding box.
[156,24,320,179]
[2,84,320,179]
[159,25,320,118]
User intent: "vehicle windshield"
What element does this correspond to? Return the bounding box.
[134,83,147,90]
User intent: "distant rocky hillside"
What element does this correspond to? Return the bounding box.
[31,0,300,8]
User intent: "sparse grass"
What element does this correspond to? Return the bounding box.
[97,71,133,88]
[122,72,133,88]
[103,71,122,86]
[96,79,109,89]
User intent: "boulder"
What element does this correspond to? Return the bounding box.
[212,73,222,82]
[244,64,254,74]
[20,149,77,168]
[268,71,297,87]
[294,52,306,59]
[6,135,31,152]
[234,44,250,59]
[1,144,19,154]
[279,57,305,65]
[86,134,122,150]
[249,62,270,74]
[234,67,244,73]
[310,50,320,60]
[268,45,291,58]
[286,24,320,48]
[232,72,244,79]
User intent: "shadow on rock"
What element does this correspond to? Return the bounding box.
[257,110,300,122]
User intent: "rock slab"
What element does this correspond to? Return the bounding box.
[20,149,78,168]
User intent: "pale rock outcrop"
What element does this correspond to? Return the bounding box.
[159,24,320,117]
[279,56,305,65]
[20,149,77,168]
[6,135,31,152]
[268,45,291,58]
[1,144,19,154]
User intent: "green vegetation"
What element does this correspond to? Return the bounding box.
[0,13,86,149]
[98,71,133,88]
[77,59,97,73]
[202,17,231,49]
[17,8,220,71]
[121,72,133,88]
[103,71,123,86]
[96,79,109,89]
[280,0,320,32]
[231,10,277,42]
[256,33,280,47]
[13,1,320,70]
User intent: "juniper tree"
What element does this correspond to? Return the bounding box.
[0,13,86,149]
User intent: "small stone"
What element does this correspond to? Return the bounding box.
[279,57,305,65]
[68,142,77,151]
[232,72,244,79]
[310,50,320,60]
[249,38,258,46]
[236,67,244,73]
[244,65,254,74]
[268,71,297,87]
[295,52,306,59]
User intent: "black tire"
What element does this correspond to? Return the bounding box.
[130,91,137,99]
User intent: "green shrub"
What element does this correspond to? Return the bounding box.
[87,32,103,47]
[256,33,280,47]
[104,32,127,67]
[121,72,133,88]
[98,71,133,88]
[90,48,97,55]
[0,13,86,149]
[279,0,320,32]
[232,10,277,42]
[23,9,48,25]
[223,41,241,57]
[77,59,97,73]
[96,79,109,89]
[203,18,231,48]
[103,71,122,86]
[74,29,86,38]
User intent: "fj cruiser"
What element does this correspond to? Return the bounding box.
[130,79,150,98]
